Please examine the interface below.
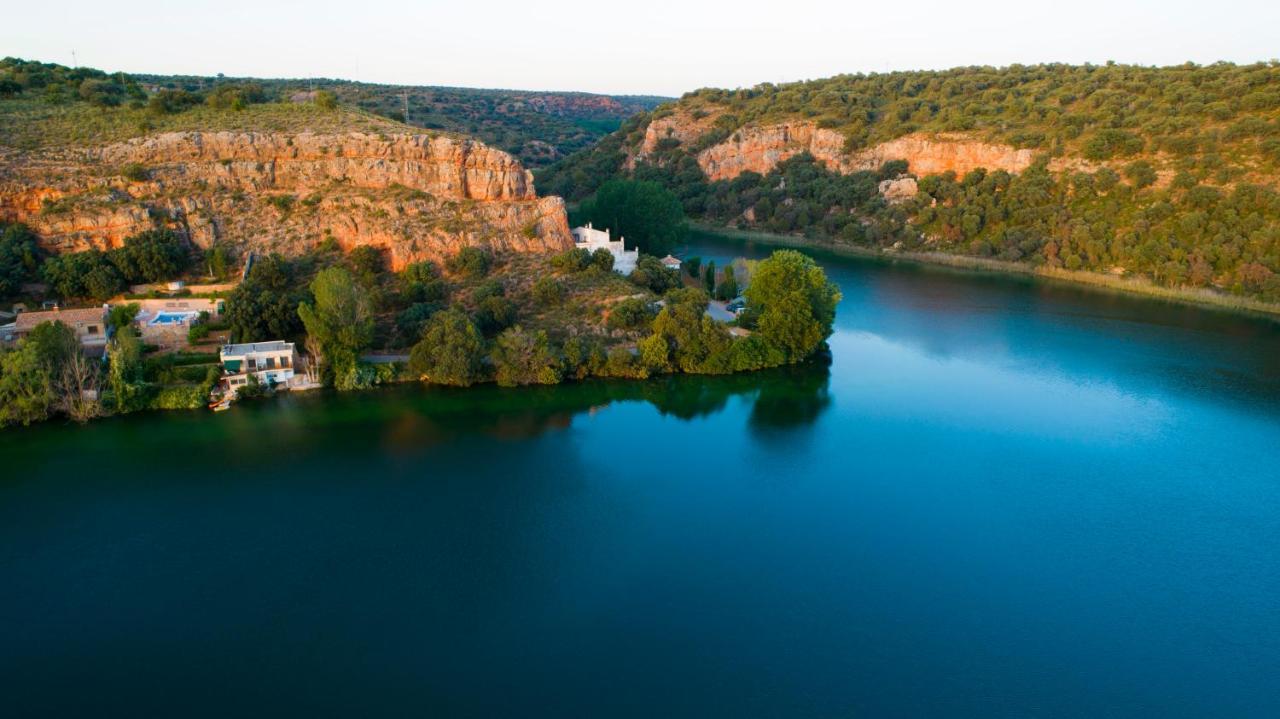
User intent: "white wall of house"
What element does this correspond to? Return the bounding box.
[572,223,638,275]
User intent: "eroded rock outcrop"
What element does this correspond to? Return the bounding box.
[695,121,1040,185]
[0,132,572,269]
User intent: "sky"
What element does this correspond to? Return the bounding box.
[4,0,1278,96]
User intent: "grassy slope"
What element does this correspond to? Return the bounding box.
[0,98,418,152]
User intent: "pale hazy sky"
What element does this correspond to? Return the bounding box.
[4,0,1278,96]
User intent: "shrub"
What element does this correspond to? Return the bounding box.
[532,277,565,306]
[446,246,492,278]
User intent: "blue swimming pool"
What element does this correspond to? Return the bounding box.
[148,311,199,326]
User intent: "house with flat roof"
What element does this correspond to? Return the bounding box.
[572,223,638,275]
[8,306,109,349]
[219,341,297,391]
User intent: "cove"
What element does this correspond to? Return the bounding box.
[2,231,1279,717]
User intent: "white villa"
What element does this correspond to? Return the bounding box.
[572,223,638,275]
[219,341,297,391]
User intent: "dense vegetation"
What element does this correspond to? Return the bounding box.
[540,63,1280,302]
[576,179,689,255]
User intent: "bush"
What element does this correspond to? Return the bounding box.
[606,297,655,331]
[474,295,517,335]
[408,308,485,386]
[121,163,150,182]
[552,248,592,272]
[446,246,492,278]
[532,277,565,306]
[490,326,561,386]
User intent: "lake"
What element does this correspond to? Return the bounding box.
[3,231,1279,717]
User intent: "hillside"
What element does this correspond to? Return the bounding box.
[540,63,1280,302]
[131,73,667,167]
[0,58,572,282]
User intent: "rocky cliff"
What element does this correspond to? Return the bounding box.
[0,131,572,269]
[696,122,1040,185]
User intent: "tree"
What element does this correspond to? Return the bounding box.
[717,263,738,301]
[0,223,41,297]
[314,90,338,110]
[629,255,680,294]
[408,308,485,386]
[107,303,140,330]
[474,295,517,335]
[490,326,560,387]
[0,341,55,427]
[107,325,146,412]
[226,254,306,342]
[446,246,492,278]
[532,277,565,306]
[57,351,101,423]
[399,261,447,303]
[682,256,701,278]
[744,250,841,361]
[297,268,374,390]
[703,260,717,295]
[590,247,615,273]
[578,179,687,255]
[112,229,190,283]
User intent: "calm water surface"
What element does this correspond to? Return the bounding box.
[3,233,1279,717]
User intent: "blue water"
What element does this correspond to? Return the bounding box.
[2,233,1278,716]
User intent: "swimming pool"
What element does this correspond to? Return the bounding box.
[148,311,200,326]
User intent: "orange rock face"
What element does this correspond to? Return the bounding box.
[0,132,572,268]
[694,121,1040,186]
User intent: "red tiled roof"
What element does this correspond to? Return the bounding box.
[13,307,106,331]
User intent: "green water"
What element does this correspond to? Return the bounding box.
[2,232,1279,717]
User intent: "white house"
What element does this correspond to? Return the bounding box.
[660,255,682,271]
[572,223,638,275]
[219,341,297,390]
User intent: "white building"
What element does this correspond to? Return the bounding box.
[572,223,638,275]
[219,341,297,390]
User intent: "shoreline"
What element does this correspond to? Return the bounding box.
[690,223,1280,322]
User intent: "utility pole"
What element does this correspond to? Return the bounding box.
[402,90,411,125]
[71,50,77,68]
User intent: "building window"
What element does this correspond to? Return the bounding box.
[86,325,99,334]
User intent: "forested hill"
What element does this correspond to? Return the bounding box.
[130,72,667,166]
[540,63,1280,302]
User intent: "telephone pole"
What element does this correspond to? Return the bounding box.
[402,90,411,125]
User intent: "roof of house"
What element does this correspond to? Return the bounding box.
[660,254,682,265]
[13,306,106,331]
[220,341,294,357]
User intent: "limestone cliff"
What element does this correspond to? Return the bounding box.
[696,122,1041,185]
[0,131,572,269]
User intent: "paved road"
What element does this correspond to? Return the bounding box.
[706,300,736,322]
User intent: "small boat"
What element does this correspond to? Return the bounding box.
[209,396,232,412]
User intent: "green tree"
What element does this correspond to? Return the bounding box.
[745,250,841,361]
[703,260,716,295]
[717,263,738,301]
[107,325,146,412]
[629,254,680,294]
[490,326,561,387]
[446,246,492,278]
[579,179,687,255]
[0,223,41,297]
[590,247,615,273]
[226,254,306,342]
[408,308,485,386]
[314,90,338,110]
[0,341,55,426]
[297,268,374,390]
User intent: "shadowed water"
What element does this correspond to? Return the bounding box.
[2,232,1278,717]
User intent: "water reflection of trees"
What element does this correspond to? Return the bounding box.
[397,356,834,442]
